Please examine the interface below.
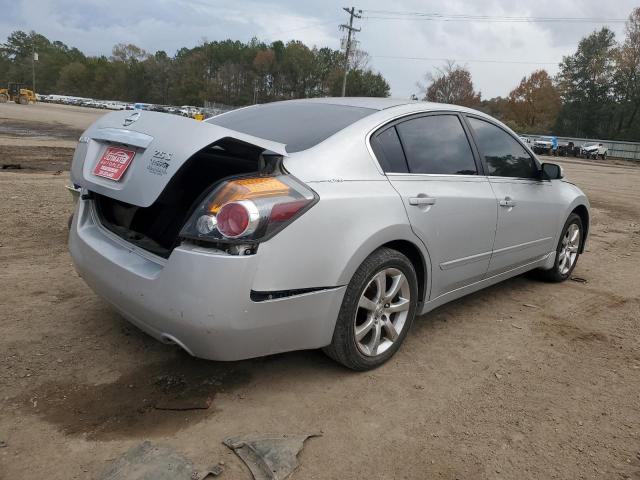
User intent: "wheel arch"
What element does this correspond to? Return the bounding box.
[334,226,432,306]
[571,204,589,253]
[380,239,428,307]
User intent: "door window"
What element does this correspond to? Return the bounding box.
[395,115,477,175]
[468,117,538,178]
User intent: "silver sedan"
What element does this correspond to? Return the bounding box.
[69,98,589,370]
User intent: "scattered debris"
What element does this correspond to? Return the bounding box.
[0,440,7,448]
[1,163,21,170]
[494,373,503,380]
[224,433,321,480]
[570,276,588,283]
[511,323,523,329]
[199,464,224,478]
[522,303,539,309]
[98,441,194,480]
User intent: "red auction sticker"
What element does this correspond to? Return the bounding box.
[93,147,136,181]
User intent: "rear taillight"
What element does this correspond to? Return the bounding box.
[180,175,317,244]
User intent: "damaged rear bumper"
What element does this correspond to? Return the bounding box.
[68,198,346,361]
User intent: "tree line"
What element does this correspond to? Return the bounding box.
[0,33,389,106]
[1,7,638,141]
[419,7,640,141]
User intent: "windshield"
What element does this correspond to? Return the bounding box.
[206,102,376,153]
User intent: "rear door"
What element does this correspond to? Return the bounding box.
[372,113,498,300]
[465,116,562,275]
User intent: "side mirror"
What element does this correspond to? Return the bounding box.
[541,162,564,180]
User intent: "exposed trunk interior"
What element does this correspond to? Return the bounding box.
[93,139,273,258]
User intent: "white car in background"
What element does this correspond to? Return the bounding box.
[580,143,607,159]
[533,137,553,154]
[180,106,199,117]
[105,102,126,111]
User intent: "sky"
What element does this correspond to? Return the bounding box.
[0,0,636,99]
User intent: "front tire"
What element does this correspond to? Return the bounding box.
[324,248,418,370]
[537,213,583,282]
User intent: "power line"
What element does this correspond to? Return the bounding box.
[269,19,339,36]
[372,55,560,65]
[359,10,627,24]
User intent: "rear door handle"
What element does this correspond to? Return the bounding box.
[409,196,436,206]
[499,196,516,207]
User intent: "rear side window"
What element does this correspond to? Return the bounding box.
[370,127,409,173]
[395,115,477,175]
[468,117,538,178]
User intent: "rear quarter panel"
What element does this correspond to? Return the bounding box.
[252,179,432,294]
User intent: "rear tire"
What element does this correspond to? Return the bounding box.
[537,213,583,282]
[0,94,7,103]
[323,247,418,371]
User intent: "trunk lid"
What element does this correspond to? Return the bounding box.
[71,110,287,207]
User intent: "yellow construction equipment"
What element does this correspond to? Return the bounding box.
[0,83,37,104]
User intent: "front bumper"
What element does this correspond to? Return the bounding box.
[69,198,346,361]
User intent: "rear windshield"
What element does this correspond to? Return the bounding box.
[206,102,376,153]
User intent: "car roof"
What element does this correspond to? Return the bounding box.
[282,97,418,110]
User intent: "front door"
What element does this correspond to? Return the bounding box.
[465,116,563,275]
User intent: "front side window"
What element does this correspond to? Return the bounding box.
[468,117,538,178]
[395,115,477,175]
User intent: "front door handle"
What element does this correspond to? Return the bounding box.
[499,196,516,208]
[409,196,436,206]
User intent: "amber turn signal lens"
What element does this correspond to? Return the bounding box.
[207,177,290,214]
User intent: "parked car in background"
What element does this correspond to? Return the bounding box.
[179,105,200,117]
[105,102,126,110]
[133,102,153,111]
[533,136,553,155]
[68,98,590,370]
[518,136,533,146]
[555,140,576,157]
[580,143,607,159]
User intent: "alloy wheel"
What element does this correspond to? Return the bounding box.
[558,223,580,275]
[354,268,411,357]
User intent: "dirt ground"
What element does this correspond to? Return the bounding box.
[1,103,639,480]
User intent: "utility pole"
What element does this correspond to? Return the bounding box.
[32,43,38,93]
[340,6,361,97]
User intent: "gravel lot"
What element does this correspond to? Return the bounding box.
[1,103,639,480]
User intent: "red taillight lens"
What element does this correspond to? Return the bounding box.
[180,174,317,244]
[270,200,310,222]
[216,201,261,238]
[217,202,249,237]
